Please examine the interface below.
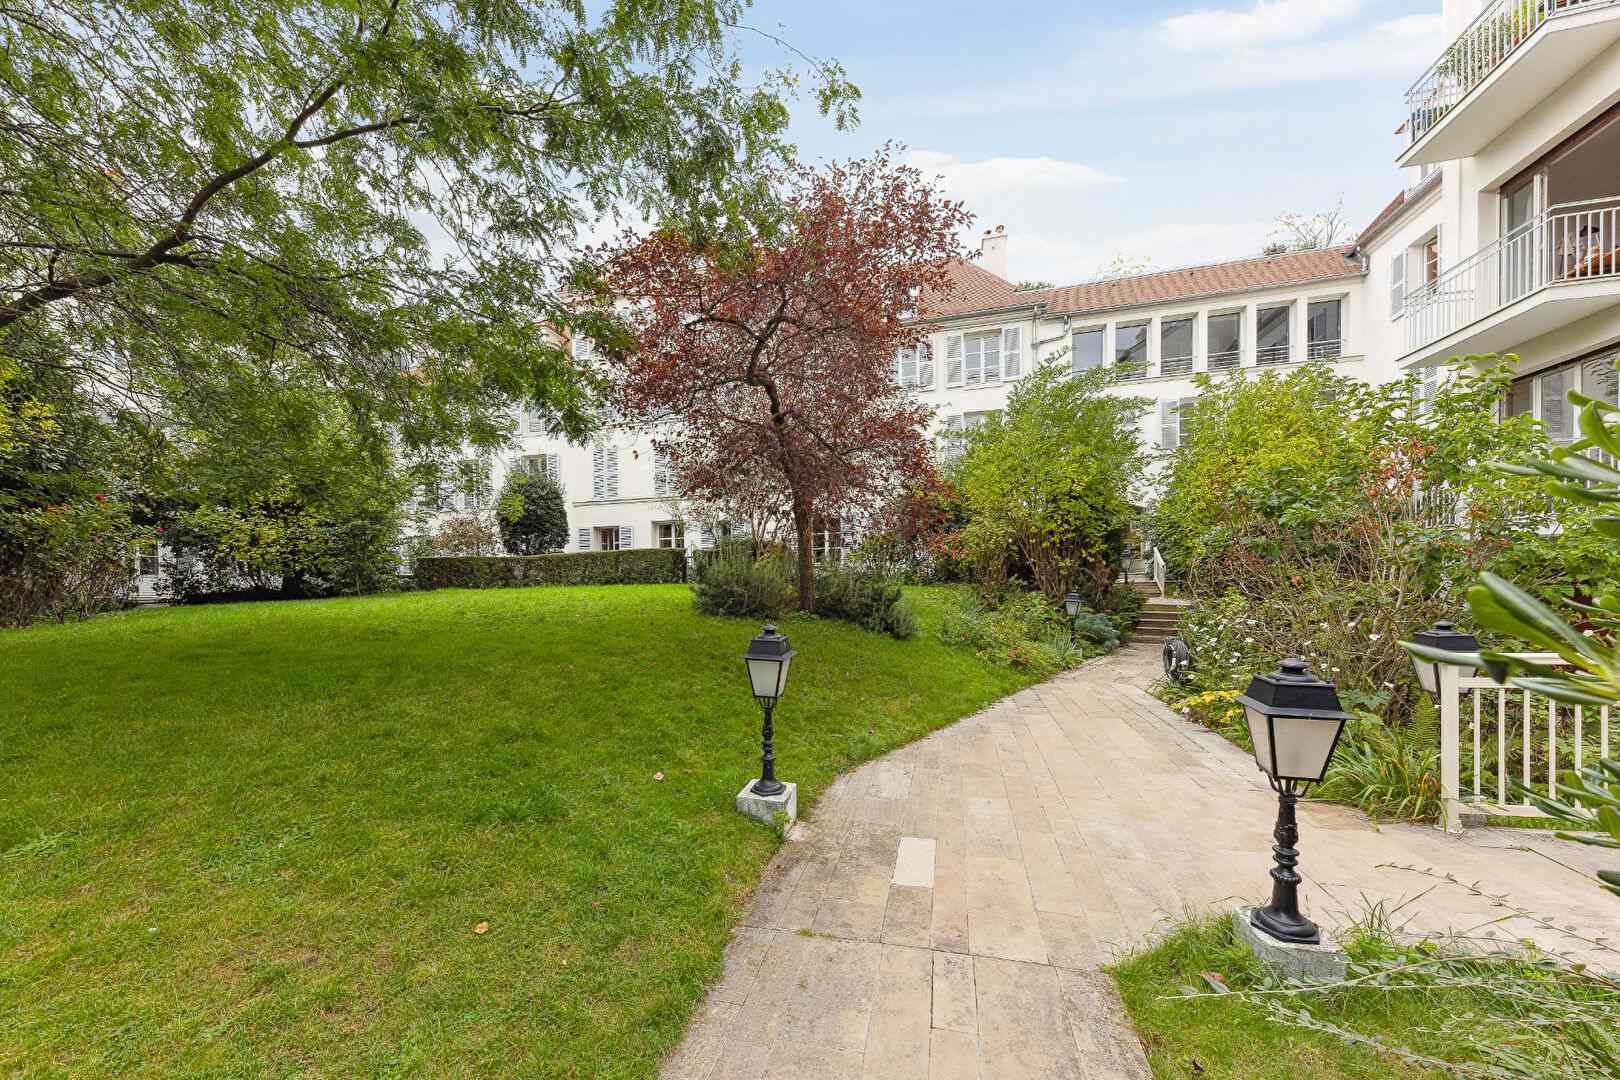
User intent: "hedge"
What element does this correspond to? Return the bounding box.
[415,549,686,590]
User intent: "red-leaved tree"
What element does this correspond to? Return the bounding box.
[597,150,970,611]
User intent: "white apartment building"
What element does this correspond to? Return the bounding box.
[444,0,1620,561]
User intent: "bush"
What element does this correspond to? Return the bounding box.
[497,472,568,554]
[1314,710,1443,824]
[416,548,686,589]
[813,564,916,639]
[1071,610,1119,648]
[690,548,794,618]
[935,589,1098,676]
[1100,582,1144,638]
[0,497,148,626]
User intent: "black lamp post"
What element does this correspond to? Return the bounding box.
[1063,591,1084,645]
[1407,620,1479,697]
[742,623,795,798]
[1235,658,1353,945]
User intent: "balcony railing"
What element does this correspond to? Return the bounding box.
[1159,355,1194,377]
[1255,344,1290,366]
[1405,0,1619,146]
[1403,196,1620,352]
[1206,349,1240,372]
[1306,339,1342,361]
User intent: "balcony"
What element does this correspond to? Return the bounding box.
[1400,0,1620,168]
[1401,196,1620,364]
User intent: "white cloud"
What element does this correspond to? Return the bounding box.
[1161,0,1359,53]
[906,148,1270,285]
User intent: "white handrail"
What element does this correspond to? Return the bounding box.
[1435,652,1610,832]
[1150,546,1167,598]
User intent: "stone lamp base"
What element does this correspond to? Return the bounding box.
[736,780,797,826]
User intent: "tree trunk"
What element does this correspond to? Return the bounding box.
[795,507,816,612]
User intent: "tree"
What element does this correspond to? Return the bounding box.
[1095,253,1153,280]
[954,365,1149,604]
[597,150,968,611]
[431,512,501,557]
[497,472,568,555]
[1268,196,1350,253]
[0,1,858,458]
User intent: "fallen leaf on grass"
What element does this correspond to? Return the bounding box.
[654,772,664,781]
[473,922,490,935]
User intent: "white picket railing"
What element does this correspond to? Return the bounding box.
[1438,655,1613,832]
[1404,0,1620,146]
[1404,196,1620,353]
[1150,546,1167,598]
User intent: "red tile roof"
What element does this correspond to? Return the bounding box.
[919,246,1364,323]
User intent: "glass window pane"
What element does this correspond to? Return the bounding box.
[1115,323,1147,365]
[1506,378,1533,417]
[1256,306,1290,365]
[1161,318,1193,358]
[1207,314,1240,354]
[1071,329,1105,373]
[1307,300,1341,343]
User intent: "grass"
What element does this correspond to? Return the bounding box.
[1111,915,1484,1079]
[0,584,1036,1077]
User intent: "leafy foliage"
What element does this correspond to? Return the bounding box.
[934,589,1098,676]
[690,547,795,619]
[496,472,568,556]
[598,149,965,611]
[811,564,916,639]
[416,549,686,589]
[953,365,1149,605]
[0,496,149,626]
[1,0,858,457]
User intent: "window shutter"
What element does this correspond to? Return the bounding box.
[546,453,561,485]
[1389,253,1406,317]
[527,408,544,433]
[606,448,619,498]
[982,331,1001,382]
[1159,400,1179,450]
[896,347,916,388]
[1178,397,1196,445]
[592,445,605,500]
[917,342,935,389]
[1419,365,1438,413]
[700,524,715,549]
[1002,327,1022,378]
[577,527,592,551]
[945,334,963,386]
[618,525,633,550]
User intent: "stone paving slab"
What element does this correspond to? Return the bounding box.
[663,645,1616,1079]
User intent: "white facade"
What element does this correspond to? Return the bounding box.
[441,0,1620,561]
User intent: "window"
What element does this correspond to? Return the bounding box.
[812,518,844,561]
[1160,317,1194,376]
[1421,235,1440,285]
[595,525,631,550]
[964,409,1001,431]
[1505,377,1533,420]
[896,344,935,390]
[938,414,965,461]
[591,444,619,500]
[1389,253,1407,318]
[135,542,160,579]
[1306,299,1342,360]
[525,407,545,433]
[1114,322,1147,380]
[656,521,685,549]
[1207,313,1241,371]
[456,456,494,510]
[653,451,674,497]
[1255,305,1291,365]
[962,330,1001,385]
[518,453,560,485]
[1540,365,1574,442]
[1071,328,1105,374]
[1159,397,1196,450]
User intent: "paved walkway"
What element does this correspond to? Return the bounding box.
[662,645,1615,1079]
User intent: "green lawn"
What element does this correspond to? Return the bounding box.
[1112,916,1479,1079]
[0,585,1034,1077]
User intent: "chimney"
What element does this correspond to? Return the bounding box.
[979,225,1008,279]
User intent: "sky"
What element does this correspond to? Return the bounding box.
[739,0,1444,286]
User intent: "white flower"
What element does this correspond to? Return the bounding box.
[1383,681,1394,689]
[1331,666,1341,672]
[1319,622,1329,630]
[1368,633,1381,641]
[1244,636,1255,643]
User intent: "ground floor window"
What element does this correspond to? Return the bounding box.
[1504,345,1619,443]
[656,521,685,549]
[134,542,160,578]
[812,518,844,561]
[595,526,623,551]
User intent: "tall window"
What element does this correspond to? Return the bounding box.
[812,518,844,561]
[1306,299,1342,360]
[656,521,685,549]
[946,329,1020,386]
[135,542,160,579]
[1504,352,1620,442]
[1421,235,1440,285]
[1389,252,1406,318]
[595,525,630,550]
[1159,317,1194,376]
[1071,328,1105,375]
[963,330,1001,385]
[1114,322,1147,380]
[1159,397,1196,450]
[518,453,560,484]
[896,345,934,389]
[1256,305,1291,366]
[1207,313,1241,371]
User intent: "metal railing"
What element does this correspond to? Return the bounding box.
[1438,654,1612,832]
[1405,0,1618,146]
[1159,355,1194,377]
[1305,339,1342,361]
[1206,349,1241,372]
[1255,344,1290,366]
[1404,196,1620,352]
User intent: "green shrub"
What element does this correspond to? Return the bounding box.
[1314,708,1443,824]
[497,472,568,555]
[416,548,686,589]
[813,564,916,639]
[1101,582,1144,635]
[935,589,1094,676]
[0,497,149,626]
[690,549,793,619]
[1071,610,1119,648]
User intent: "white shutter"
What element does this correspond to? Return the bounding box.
[1002,327,1022,378]
[592,445,605,500]
[577,527,592,551]
[618,525,633,550]
[546,453,561,486]
[964,334,982,385]
[606,448,619,498]
[982,331,1001,382]
[945,334,963,386]
[1178,397,1196,445]
[1389,253,1406,317]
[700,524,715,549]
[1159,400,1179,450]
[917,342,935,389]
[896,348,917,388]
